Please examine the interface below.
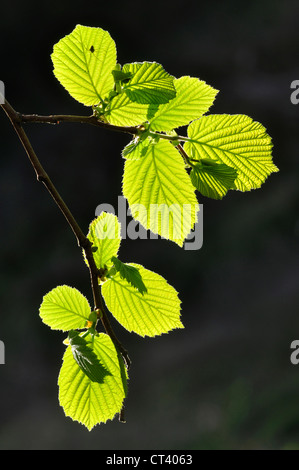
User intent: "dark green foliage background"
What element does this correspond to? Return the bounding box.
[0,0,298,449]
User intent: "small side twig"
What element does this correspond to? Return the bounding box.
[176,143,192,166]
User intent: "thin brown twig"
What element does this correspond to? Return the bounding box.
[18,112,191,149]
[18,111,139,135]
[1,99,131,370]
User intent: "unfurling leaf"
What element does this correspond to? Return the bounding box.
[68,330,110,383]
[110,256,148,295]
[122,136,151,160]
[190,162,238,200]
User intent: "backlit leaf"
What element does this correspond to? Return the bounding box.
[102,264,182,337]
[104,93,149,126]
[39,285,90,331]
[149,76,218,131]
[52,25,116,106]
[110,256,147,295]
[59,333,127,430]
[68,330,110,383]
[84,212,121,270]
[122,61,176,104]
[190,162,238,199]
[122,140,199,246]
[185,114,278,191]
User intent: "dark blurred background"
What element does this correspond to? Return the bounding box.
[0,0,299,450]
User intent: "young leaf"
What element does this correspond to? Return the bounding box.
[59,333,128,430]
[184,114,279,191]
[122,61,176,104]
[122,136,151,160]
[149,76,218,131]
[110,256,147,295]
[122,140,199,246]
[102,264,183,337]
[51,25,117,106]
[122,135,157,160]
[68,330,109,383]
[39,285,90,331]
[190,162,238,199]
[84,212,121,271]
[112,69,133,83]
[104,93,150,126]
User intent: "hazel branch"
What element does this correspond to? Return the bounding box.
[1,99,131,370]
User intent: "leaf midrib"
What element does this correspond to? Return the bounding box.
[78,27,103,103]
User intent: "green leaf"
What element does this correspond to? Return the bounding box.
[51,25,117,106]
[110,256,147,295]
[190,162,238,199]
[112,69,132,82]
[122,140,199,246]
[59,333,127,430]
[184,114,279,191]
[68,330,110,383]
[102,264,183,337]
[122,62,176,104]
[84,212,121,271]
[122,136,151,160]
[39,285,90,331]
[149,76,218,131]
[104,93,149,126]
